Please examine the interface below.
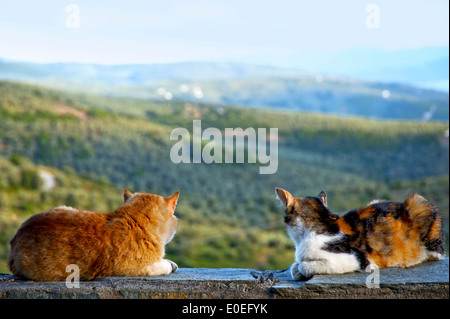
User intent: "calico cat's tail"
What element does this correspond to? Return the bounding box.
[404,193,445,260]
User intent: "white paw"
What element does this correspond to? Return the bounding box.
[145,259,178,276]
[166,259,178,273]
[290,262,313,281]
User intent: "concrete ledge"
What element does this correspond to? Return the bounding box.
[0,258,448,299]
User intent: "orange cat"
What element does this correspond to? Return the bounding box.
[8,189,179,281]
[276,188,445,280]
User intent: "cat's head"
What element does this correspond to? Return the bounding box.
[275,187,339,239]
[123,189,180,244]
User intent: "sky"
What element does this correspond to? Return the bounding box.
[0,0,448,65]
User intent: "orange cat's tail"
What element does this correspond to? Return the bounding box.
[404,193,445,260]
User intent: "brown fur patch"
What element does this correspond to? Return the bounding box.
[357,206,377,220]
[336,218,354,235]
[366,215,424,268]
[426,217,443,241]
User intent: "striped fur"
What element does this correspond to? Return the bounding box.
[276,188,445,280]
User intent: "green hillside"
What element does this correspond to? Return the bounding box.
[0,80,448,274]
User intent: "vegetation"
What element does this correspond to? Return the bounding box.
[0,80,448,274]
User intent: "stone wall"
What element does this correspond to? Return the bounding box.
[0,258,448,299]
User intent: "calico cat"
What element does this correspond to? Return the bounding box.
[275,188,445,281]
[8,189,180,281]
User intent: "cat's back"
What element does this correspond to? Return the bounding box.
[341,195,441,236]
[12,206,106,241]
[341,200,404,227]
[338,194,444,268]
[8,206,108,281]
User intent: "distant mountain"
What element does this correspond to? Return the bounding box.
[0,60,303,84]
[2,46,448,88]
[0,57,448,121]
[234,46,450,92]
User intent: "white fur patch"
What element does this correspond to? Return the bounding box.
[125,193,138,202]
[427,251,444,260]
[53,205,77,211]
[288,224,360,277]
[367,199,386,205]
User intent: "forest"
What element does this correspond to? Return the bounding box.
[0,80,448,274]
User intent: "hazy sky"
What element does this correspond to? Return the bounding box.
[0,0,448,64]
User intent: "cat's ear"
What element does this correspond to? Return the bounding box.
[124,189,133,202]
[275,187,294,207]
[165,190,180,213]
[318,191,327,207]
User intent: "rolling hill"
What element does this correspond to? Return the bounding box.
[1,59,448,121]
[0,80,448,273]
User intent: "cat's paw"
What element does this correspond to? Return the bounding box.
[145,260,177,276]
[290,262,313,281]
[167,259,178,273]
